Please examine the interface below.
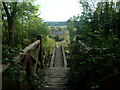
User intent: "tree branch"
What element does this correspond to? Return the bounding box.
[2,2,10,18]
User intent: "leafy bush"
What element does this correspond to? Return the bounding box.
[2,45,23,64]
[66,41,120,89]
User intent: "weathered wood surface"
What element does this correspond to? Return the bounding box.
[23,40,40,53]
[61,44,67,67]
[77,40,91,51]
[1,40,43,75]
[43,43,68,88]
[50,44,56,67]
[1,63,11,73]
[1,54,22,73]
[54,45,64,67]
[43,67,69,88]
[50,43,67,67]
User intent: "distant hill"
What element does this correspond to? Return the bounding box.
[45,21,67,26]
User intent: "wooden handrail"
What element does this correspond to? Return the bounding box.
[50,43,67,67]
[1,40,42,74]
[2,35,51,89]
[23,40,40,53]
[77,40,91,51]
[1,54,23,73]
[50,43,56,67]
[61,44,67,67]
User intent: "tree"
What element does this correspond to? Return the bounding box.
[2,2,18,47]
[66,1,120,89]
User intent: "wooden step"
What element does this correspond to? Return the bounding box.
[43,67,69,88]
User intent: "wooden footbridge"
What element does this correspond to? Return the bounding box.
[43,43,69,89]
[1,35,69,89]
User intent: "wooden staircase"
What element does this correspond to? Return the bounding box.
[43,67,69,88]
[42,43,69,90]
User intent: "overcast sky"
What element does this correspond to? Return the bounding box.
[35,0,81,21]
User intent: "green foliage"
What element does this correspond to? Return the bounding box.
[29,70,45,89]
[67,42,120,89]
[66,1,120,89]
[49,26,68,42]
[2,2,51,89]
[42,36,55,55]
[3,63,45,89]
[2,2,49,63]
[2,45,23,63]
[3,63,21,82]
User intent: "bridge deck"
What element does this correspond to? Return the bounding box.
[43,43,69,89]
[54,46,64,67]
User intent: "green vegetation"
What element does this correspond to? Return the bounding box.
[49,26,69,42]
[2,2,54,63]
[66,1,120,89]
[2,2,54,89]
[2,1,120,89]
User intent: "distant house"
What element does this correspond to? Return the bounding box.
[56,31,64,34]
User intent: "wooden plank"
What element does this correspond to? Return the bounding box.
[78,40,91,50]
[61,44,67,67]
[1,40,40,73]
[1,63,11,73]
[23,40,40,53]
[1,53,25,73]
[50,44,56,67]
[28,47,39,62]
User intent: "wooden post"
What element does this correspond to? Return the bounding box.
[50,43,56,67]
[61,43,67,67]
[37,34,43,69]
[19,54,29,89]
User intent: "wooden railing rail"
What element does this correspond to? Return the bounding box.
[50,43,56,67]
[61,44,67,67]
[76,35,91,51]
[77,40,91,51]
[1,35,48,77]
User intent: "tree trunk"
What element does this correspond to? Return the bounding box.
[8,16,15,47]
[2,2,17,47]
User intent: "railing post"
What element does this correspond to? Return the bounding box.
[19,53,29,89]
[37,34,43,69]
[50,43,56,67]
[61,43,67,67]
